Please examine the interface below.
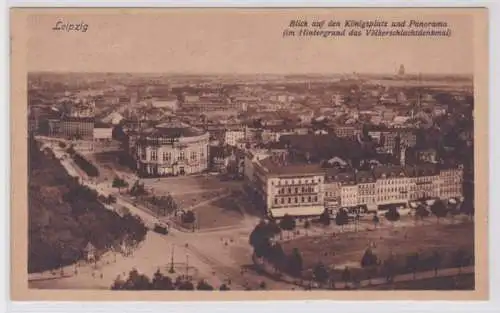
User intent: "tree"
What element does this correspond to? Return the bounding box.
[341,266,351,288]
[249,221,273,260]
[431,250,442,277]
[182,210,196,224]
[279,214,296,238]
[112,177,129,193]
[66,145,76,155]
[111,275,126,290]
[372,214,380,229]
[405,252,420,280]
[129,180,147,197]
[219,284,230,291]
[151,269,174,290]
[287,247,303,278]
[335,209,349,232]
[269,242,286,273]
[196,279,215,290]
[319,209,331,226]
[384,207,400,226]
[415,205,430,224]
[430,200,448,224]
[304,220,311,236]
[176,277,195,290]
[122,269,152,290]
[360,247,378,268]
[383,254,397,283]
[453,248,468,275]
[312,262,329,287]
[266,219,282,239]
[107,194,117,204]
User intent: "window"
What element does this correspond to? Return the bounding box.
[295,197,298,203]
[287,187,292,194]
[308,196,312,202]
[295,187,298,193]
[274,198,278,205]
[313,196,318,202]
[163,152,171,162]
[190,151,197,161]
[179,150,185,161]
[301,196,305,202]
[280,198,284,204]
[288,198,291,204]
[151,149,157,161]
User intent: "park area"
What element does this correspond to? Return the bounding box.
[280,221,474,284]
[190,191,259,230]
[370,273,474,290]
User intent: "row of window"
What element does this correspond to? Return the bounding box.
[274,195,319,205]
[272,178,322,186]
[276,186,316,195]
[140,149,206,162]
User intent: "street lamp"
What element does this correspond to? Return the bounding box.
[169,244,175,274]
[186,254,190,278]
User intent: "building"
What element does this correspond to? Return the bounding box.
[332,125,361,138]
[338,171,358,208]
[133,121,209,176]
[244,148,288,186]
[209,145,234,173]
[253,156,325,219]
[151,98,179,111]
[374,165,410,207]
[224,127,246,146]
[93,123,113,142]
[405,164,441,200]
[439,165,464,200]
[324,168,342,213]
[356,170,377,210]
[48,117,95,139]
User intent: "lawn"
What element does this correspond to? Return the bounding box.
[192,195,247,230]
[370,273,474,290]
[281,222,474,281]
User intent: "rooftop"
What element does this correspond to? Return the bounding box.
[257,156,324,177]
[142,121,206,138]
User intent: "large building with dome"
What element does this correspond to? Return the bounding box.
[133,121,209,176]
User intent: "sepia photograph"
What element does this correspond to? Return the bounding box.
[10,7,489,301]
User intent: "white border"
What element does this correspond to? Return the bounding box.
[3,1,499,312]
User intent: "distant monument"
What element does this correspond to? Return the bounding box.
[398,64,405,76]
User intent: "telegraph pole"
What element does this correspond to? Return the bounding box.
[169,244,175,273]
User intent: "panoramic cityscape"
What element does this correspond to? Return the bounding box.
[27,68,475,291]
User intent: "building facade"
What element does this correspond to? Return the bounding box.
[252,156,325,219]
[134,122,209,176]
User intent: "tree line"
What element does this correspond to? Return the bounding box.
[111,268,230,291]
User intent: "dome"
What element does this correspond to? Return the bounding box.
[145,121,206,138]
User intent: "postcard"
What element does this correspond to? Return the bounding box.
[10,7,488,301]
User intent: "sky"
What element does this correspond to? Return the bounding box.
[26,8,476,75]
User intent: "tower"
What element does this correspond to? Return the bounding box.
[398,64,405,76]
[400,145,406,166]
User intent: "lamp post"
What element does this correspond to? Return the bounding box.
[169,244,175,274]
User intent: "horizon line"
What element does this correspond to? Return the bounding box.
[27,70,474,77]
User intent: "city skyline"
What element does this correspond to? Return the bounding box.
[27,9,474,75]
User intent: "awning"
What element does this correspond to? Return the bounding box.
[270,206,324,218]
